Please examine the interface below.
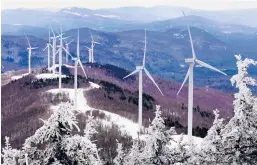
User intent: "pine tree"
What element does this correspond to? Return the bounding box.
[113,141,126,165]
[194,110,226,164]
[23,102,80,164]
[140,105,178,165]
[124,140,143,165]
[2,136,19,165]
[63,112,102,165]
[219,55,257,164]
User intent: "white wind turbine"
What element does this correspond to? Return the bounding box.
[25,35,38,74]
[56,27,70,91]
[70,29,87,110]
[89,31,101,63]
[43,28,52,70]
[177,11,227,144]
[123,30,164,133]
[64,39,73,64]
[85,46,92,63]
[50,26,62,74]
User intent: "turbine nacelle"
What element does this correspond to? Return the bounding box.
[185,58,195,63]
[136,66,144,70]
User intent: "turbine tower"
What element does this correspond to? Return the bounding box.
[85,46,92,63]
[90,31,101,63]
[56,27,70,91]
[64,39,73,64]
[72,29,87,110]
[43,28,52,70]
[25,35,38,74]
[50,26,62,74]
[123,30,164,133]
[177,11,227,144]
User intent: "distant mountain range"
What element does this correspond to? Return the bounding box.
[2,7,257,32]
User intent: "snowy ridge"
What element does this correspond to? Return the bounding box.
[46,82,140,139]
[94,14,120,18]
[11,73,29,80]
[36,73,67,80]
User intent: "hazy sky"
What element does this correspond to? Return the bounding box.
[2,0,257,10]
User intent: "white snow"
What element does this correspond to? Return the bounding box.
[11,73,29,80]
[45,81,140,138]
[35,73,66,80]
[94,14,120,18]
[169,135,203,147]
[89,82,101,89]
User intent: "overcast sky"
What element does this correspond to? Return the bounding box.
[2,0,257,10]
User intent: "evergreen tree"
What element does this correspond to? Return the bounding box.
[2,136,19,165]
[219,55,257,164]
[23,102,80,164]
[113,141,126,165]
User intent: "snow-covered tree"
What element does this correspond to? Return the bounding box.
[141,105,180,164]
[2,136,20,165]
[219,55,257,164]
[124,140,143,165]
[113,141,126,165]
[22,102,101,164]
[63,113,102,165]
[23,102,80,164]
[195,55,257,164]
[194,109,226,164]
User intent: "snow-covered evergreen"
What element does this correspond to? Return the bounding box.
[22,102,101,164]
[2,137,19,165]
[220,55,257,164]
[195,55,257,164]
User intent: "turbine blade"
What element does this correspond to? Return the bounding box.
[43,45,48,51]
[67,39,74,45]
[144,68,164,96]
[77,28,80,58]
[31,47,38,50]
[85,46,91,50]
[90,30,94,41]
[62,46,73,59]
[25,35,31,48]
[182,11,196,59]
[48,28,51,43]
[123,69,140,79]
[177,67,190,95]
[50,25,55,37]
[143,29,146,67]
[94,41,101,44]
[78,60,87,78]
[195,59,227,76]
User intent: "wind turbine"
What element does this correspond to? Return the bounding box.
[85,46,92,63]
[123,30,164,133]
[50,26,62,74]
[71,29,87,110]
[64,39,73,64]
[43,28,52,70]
[25,35,38,74]
[56,27,70,91]
[89,31,101,63]
[177,11,227,144]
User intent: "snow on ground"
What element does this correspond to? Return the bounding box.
[89,82,101,89]
[94,14,120,18]
[11,73,29,80]
[36,73,66,80]
[169,135,203,148]
[46,81,140,138]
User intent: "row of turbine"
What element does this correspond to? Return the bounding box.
[25,26,100,75]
